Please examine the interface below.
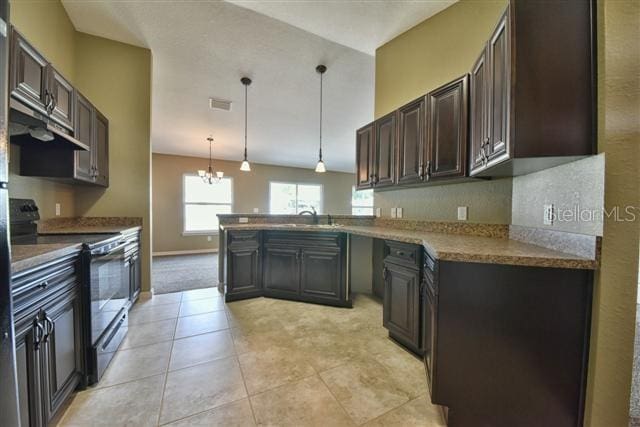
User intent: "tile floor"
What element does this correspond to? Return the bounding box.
[58,288,445,426]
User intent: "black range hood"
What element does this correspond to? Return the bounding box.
[8,101,88,151]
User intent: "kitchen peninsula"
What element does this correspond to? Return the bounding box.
[218,213,597,425]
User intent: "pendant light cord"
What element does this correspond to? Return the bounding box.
[319,70,323,160]
[244,83,248,159]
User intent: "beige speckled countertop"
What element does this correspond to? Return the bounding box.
[39,225,142,235]
[11,243,82,275]
[221,223,598,270]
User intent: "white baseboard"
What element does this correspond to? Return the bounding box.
[153,249,219,256]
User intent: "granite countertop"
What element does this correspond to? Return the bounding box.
[39,225,142,235]
[221,223,598,270]
[11,243,83,275]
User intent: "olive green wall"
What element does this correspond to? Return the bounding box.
[152,153,355,253]
[8,0,153,291]
[373,0,511,224]
[584,1,640,425]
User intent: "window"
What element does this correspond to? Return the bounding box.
[269,182,323,214]
[183,175,233,234]
[351,186,374,215]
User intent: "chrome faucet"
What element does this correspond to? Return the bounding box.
[299,206,318,224]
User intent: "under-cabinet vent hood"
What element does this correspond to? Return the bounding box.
[8,106,88,151]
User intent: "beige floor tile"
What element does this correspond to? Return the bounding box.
[179,297,225,317]
[182,287,223,301]
[250,375,354,427]
[291,330,360,372]
[162,398,255,426]
[98,341,172,388]
[230,327,294,355]
[175,311,229,339]
[170,330,235,371]
[136,292,183,307]
[120,318,176,350]
[159,356,247,424]
[320,359,412,425]
[238,345,316,395]
[129,302,181,325]
[372,346,428,399]
[59,374,165,427]
[363,395,446,427]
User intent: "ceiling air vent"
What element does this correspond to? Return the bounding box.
[209,98,232,111]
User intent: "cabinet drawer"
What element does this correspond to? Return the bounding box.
[228,230,260,247]
[12,253,80,321]
[264,231,342,248]
[384,241,421,269]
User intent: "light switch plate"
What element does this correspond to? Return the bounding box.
[391,207,397,218]
[375,207,381,218]
[55,203,61,216]
[457,206,468,221]
[543,204,554,225]
[253,208,259,213]
[396,207,403,218]
[238,217,249,224]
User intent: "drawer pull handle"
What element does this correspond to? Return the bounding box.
[397,251,406,257]
[33,318,44,350]
[43,314,54,342]
[38,281,49,289]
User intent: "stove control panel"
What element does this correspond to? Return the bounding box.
[10,198,40,224]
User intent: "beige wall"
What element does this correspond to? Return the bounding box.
[152,153,355,253]
[584,1,640,425]
[9,0,153,291]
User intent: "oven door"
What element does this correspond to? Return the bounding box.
[89,241,128,345]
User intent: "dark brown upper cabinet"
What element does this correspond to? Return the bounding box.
[94,109,109,187]
[397,97,426,185]
[470,1,595,177]
[48,67,75,131]
[74,93,94,183]
[355,123,374,189]
[426,75,469,180]
[373,112,397,188]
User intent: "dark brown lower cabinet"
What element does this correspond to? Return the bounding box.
[124,231,142,304]
[15,314,44,427]
[225,231,262,302]
[263,245,300,297]
[300,248,343,303]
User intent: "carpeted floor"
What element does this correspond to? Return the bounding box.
[152,253,218,294]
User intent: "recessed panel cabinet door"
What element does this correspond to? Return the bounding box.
[227,246,261,297]
[383,262,420,349]
[41,291,83,424]
[10,29,49,115]
[263,246,300,295]
[487,9,510,163]
[469,48,489,175]
[427,76,468,180]
[94,110,109,187]
[397,98,426,184]
[48,66,74,131]
[374,112,397,187]
[74,93,95,183]
[300,248,342,302]
[356,124,374,189]
[15,314,44,427]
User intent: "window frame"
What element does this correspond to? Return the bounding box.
[268,181,324,215]
[182,174,234,235]
[351,186,374,216]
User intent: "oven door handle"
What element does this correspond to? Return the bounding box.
[90,241,128,257]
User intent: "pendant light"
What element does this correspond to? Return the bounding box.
[197,136,224,184]
[315,64,327,173]
[240,77,252,172]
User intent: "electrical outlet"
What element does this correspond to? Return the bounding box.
[253,208,259,213]
[375,207,381,218]
[457,206,468,221]
[391,208,397,218]
[207,236,212,242]
[543,204,554,225]
[55,203,61,216]
[238,217,249,224]
[396,207,403,218]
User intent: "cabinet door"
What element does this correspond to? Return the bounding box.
[94,110,109,187]
[397,98,426,184]
[300,248,342,302]
[383,263,420,350]
[263,246,299,296]
[469,48,489,175]
[41,290,83,424]
[374,112,397,187]
[487,9,511,163]
[9,29,49,115]
[227,246,261,299]
[355,124,374,189]
[48,66,74,131]
[131,252,142,302]
[14,314,45,427]
[426,76,468,180]
[74,93,95,183]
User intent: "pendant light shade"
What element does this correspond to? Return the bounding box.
[240,77,252,172]
[315,64,327,173]
[199,136,224,184]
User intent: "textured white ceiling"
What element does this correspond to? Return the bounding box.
[226,0,457,55]
[61,1,453,172]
